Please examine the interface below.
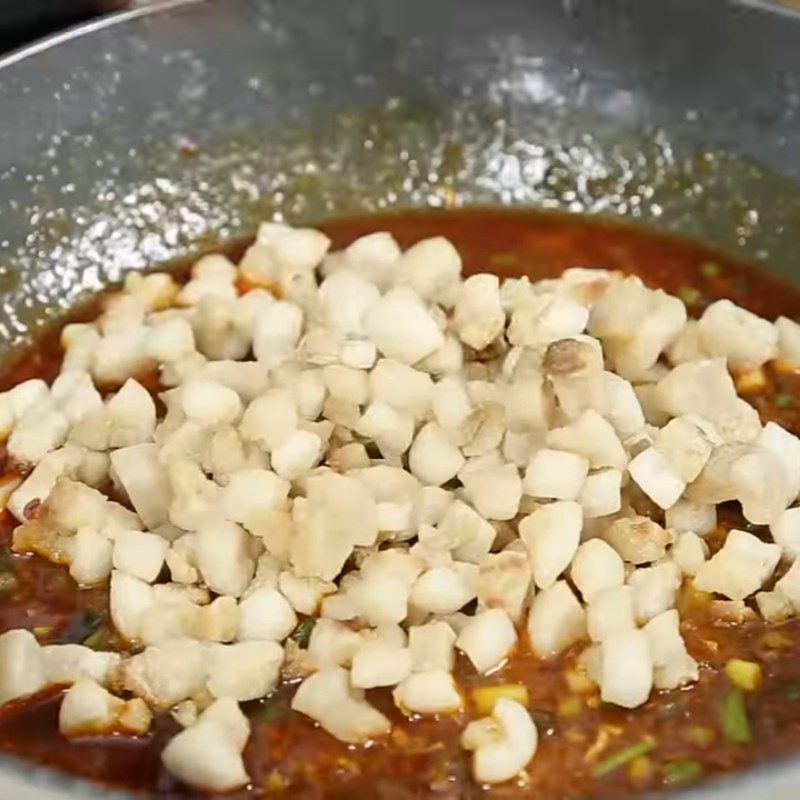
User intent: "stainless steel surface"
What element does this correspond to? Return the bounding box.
[0,0,798,796]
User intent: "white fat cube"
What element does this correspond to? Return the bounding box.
[237,587,297,642]
[161,699,250,792]
[408,621,456,672]
[195,520,256,598]
[526,581,586,658]
[291,667,391,743]
[364,287,444,365]
[252,301,303,370]
[771,506,800,560]
[221,469,290,526]
[239,389,298,452]
[519,501,583,589]
[628,562,682,624]
[455,609,517,674]
[351,642,412,689]
[570,539,625,602]
[110,443,172,529]
[587,585,636,642]
[393,669,462,715]
[665,499,717,537]
[523,449,589,501]
[461,463,522,521]
[671,532,708,577]
[408,422,466,487]
[628,447,686,510]
[206,642,283,702]
[694,529,781,601]
[578,469,622,518]
[0,629,46,705]
[181,378,243,427]
[453,274,505,350]
[599,629,653,709]
[112,530,169,583]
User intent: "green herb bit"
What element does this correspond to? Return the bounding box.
[289,618,316,649]
[677,285,701,306]
[0,549,16,572]
[254,693,292,723]
[82,627,109,651]
[59,610,106,645]
[700,261,721,278]
[719,687,751,744]
[0,572,16,594]
[593,739,658,777]
[663,759,704,785]
[776,393,797,410]
[780,683,800,700]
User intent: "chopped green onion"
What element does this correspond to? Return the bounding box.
[58,610,106,646]
[776,393,797,409]
[677,285,701,305]
[289,618,316,649]
[700,261,721,278]
[719,687,751,744]
[593,739,657,777]
[82,627,109,651]
[663,759,704,785]
[0,572,16,594]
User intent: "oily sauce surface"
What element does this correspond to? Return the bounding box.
[0,210,800,798]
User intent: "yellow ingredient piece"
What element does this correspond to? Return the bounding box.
[558,695,583,718]
[628,755,655,786]
[471,683,529,715]
[734,368,767,395]
[725,658,763,692]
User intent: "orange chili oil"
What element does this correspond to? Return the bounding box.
[0,209,799,799]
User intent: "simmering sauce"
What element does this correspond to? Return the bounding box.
[0,209,799,799]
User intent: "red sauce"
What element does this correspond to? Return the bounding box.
[0,209,799,799]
